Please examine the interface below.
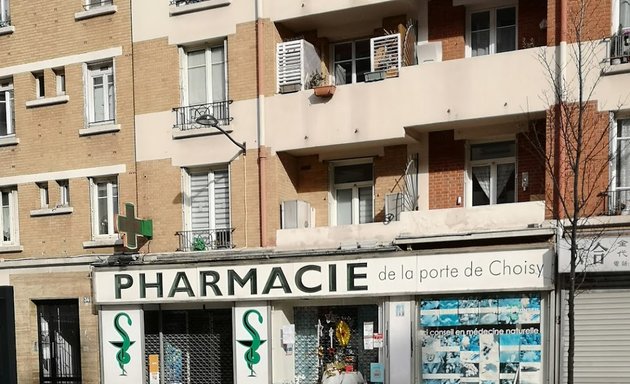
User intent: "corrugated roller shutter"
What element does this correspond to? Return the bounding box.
[561,289,630,383]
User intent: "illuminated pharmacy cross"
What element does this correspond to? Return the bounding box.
[117,203,153,250]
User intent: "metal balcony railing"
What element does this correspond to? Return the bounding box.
[173,100,232,131]
[83,0,114,10]
[605,188,630,215]
[176,228,234,252]
[170,0,211,6]
[609,30,630,64]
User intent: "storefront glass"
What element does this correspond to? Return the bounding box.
[417,294,542,384]
[294,305,379,384]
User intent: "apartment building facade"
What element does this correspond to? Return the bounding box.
[2,0,630,384]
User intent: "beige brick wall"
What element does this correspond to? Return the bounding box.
[137,159,183,253]
[133,38,180,115]
[230,150,261,248]
[11,271,99,384]
[0,2,136,259]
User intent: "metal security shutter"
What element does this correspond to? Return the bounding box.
[561,289,630,383]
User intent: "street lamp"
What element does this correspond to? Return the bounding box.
[195,114,246,153]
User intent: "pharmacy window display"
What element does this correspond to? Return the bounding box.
[294,305,380,384]
[417,294,542,384]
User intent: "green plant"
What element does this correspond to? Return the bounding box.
[192,236,206,251]
[306,71,326,89]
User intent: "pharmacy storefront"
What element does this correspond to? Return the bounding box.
[92,247,554,384]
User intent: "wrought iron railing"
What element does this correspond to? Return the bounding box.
[176,228,234,251]
[605,188,630,215]
[170,0,211,6]
[173,100,232,131]
[609,30,630,64]
[83,0,114,10]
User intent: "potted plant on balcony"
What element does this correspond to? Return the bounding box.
[307,71,336,98]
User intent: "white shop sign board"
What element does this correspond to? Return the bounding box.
[93,249,553,304]
[234,304,270,384]
[558,235,630,273]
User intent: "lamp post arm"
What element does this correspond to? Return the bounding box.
[213,124,246,153]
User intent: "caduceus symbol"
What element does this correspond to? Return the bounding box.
[237,309,267,377]
[109,312,136,376]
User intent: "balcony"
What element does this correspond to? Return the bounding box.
[176,228,234,252]
[172,101,233,138]
[169,0,231,16]
[609,30,630,65]
[276,201,547,250]
[267,47,550,152]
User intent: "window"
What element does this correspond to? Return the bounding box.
[90,177,118,237]
[54,68,65,96]
[184,45,226,106]
[469,141,516,206]
[58,180,70,207]
[0,0,10,27]
[38,183,49,208]
[332,39,370,85]
[86,61,115,124]
[331,161,373,225]
[0,80,14,137]
[84,0,112,10]
[36,300,82,384]
[33,72,45,99]
[1,187,17,245]
[469,6,517,57]
[182,168,231,250]
[620,0,630,30]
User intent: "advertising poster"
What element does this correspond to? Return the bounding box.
[419,295,542,384]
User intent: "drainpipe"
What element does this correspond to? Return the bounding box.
[255,0,268,247]
[553,0,567,217]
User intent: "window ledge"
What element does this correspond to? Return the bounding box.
[79,123,120,136]
[0,26,15,36]
[0,135,19,147]
[75,5,117,21]
[603,61,630,76]
[83,238,122,248]
[25,95,70,108]
[169,0,230,16]
[0,245,23,253]
[172,126,232,139]
[30,206,74,217]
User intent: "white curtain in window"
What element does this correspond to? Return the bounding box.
[187,50,207,106]
[336,189,353,225]
[472,166,491,199]
[358,186,373,224]
[496,163,515,198]
[190,172,210,230]
[214,170,230,229]
[211,46,226,102]
[618,120,630,191]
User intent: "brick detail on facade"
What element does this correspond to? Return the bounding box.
[133,38,180,115]
[547,0,612,46]
[428,0,466,61]
[429,130,465,209]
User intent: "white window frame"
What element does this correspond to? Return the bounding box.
[0,80,14,137]
[85,0,110,10]
[0,0,9,24]
[0,187,18,246]
[329,159,374,226]
[34,72,45,99]
[58,179,70,207]
[466,139,517,207]
[331,39,371,85]
[85,61,115,125]
[89,177,118,238]
[465,2,518,58]
[38,182,49,208]
[613,0,630,33]
[181,167,231,232]
[54,68,66,96]
[180,42,228,107]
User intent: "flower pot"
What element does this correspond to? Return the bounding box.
[313,85,336,97]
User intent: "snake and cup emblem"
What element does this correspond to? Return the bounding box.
[109,312,136,376]
[237,309,267,377]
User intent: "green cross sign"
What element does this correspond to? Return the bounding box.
[116,203,153,250]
